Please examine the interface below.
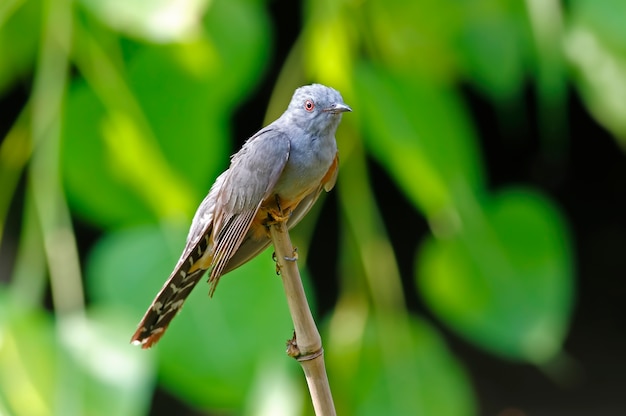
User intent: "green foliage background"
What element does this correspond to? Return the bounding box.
[0,0,623,414]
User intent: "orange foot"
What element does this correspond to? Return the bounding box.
[266,208,292,225]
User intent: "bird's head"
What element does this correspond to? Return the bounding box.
[284,84,352,133]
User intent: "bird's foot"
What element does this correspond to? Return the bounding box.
[266,208,291,225]
[266,195,292,225]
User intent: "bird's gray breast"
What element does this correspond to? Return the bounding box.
[273,130,337,200]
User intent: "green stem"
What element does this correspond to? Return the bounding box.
[30,0,83,315]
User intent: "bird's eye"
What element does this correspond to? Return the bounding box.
[304,99,315,112]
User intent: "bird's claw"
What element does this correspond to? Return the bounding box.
[266,195,292,225]
[266,209,292,225]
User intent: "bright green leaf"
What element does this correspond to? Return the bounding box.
[417,188,574,363]
[0,290,153,416]
[62,0,270,228]
[0,0,41,95]
[566,0,626,146]
[56,310,155,416]
[359,0,463,82]
[569,0,626,50]
[456,1,530,101]
[327,313,475,416]
[78,0,210,42]
[355,64,484,219]
[201,0,272,101]
[62,80,162,227]
[0,291,56,416]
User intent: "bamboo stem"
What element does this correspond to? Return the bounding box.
[269,221,336,416]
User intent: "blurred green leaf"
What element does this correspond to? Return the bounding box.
[201,0,271,100]
[0,290,56,415]
[0,290,153,416]
[128,43,227,197]
[62,79,164,227]
[85,224,184,308]
[566,0,626,146]
[359,0,463,82]
[79,0,210,42]
[0,0,41,95]
[355,64,484,219]
[0,111,31,243]
[569,0,626,49]
[525,0,568,153]
[456,0,530,101]
[302,0,357,88]
[417,188,574,363]
[327,313,475,416]
[62,0,270,228]
[56,310,155,416]
[85,224,302,410]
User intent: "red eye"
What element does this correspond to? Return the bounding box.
[304,99,315,112]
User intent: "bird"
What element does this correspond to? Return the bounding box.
[131,84,351,348]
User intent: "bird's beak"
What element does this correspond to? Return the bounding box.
[324,102,352,114]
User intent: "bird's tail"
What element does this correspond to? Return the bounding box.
[131,233,213,349]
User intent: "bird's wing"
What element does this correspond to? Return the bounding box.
[207,128,291,294]
[222,152,338,274]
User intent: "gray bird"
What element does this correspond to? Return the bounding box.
[131,84,351,348]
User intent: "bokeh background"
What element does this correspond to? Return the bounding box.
[1,0,625,414]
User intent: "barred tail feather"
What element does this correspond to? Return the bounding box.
[131,233,213,349]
